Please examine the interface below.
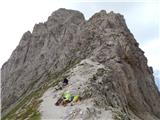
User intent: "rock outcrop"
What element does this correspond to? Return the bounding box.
[1,8,160,120]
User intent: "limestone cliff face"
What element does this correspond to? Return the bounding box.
[1,8,160,119]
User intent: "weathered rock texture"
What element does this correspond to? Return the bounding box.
[1,8,160,119]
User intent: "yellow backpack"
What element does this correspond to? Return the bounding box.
[73,95,79,102]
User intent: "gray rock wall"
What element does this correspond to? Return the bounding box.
[1,8,160,119]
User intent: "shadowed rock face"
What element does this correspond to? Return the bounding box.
[1,8,160,119]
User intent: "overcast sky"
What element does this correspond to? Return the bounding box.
[0,0,159,88]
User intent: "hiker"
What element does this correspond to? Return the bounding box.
[61,91,81,106]
[63,78,69,86]
[54,91,71,106]
[55,91,81,106]
[55,78,69,91]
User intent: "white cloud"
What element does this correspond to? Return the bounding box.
[0,0,74,67]
[140,38,160,70]
[154,70,160,90]
[0,0,160,71]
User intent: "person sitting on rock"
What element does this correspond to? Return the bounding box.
[55,78,69,91]
[55,91,81,106]
[63,78,69,86]
[55,91,70,106]
[62,91,81,106]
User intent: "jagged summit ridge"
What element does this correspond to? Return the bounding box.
[1,8,160,120]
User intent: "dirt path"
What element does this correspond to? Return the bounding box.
[39,58,113,120]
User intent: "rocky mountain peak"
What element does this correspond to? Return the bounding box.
[1,8,160,120]
[88,10,127,31]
